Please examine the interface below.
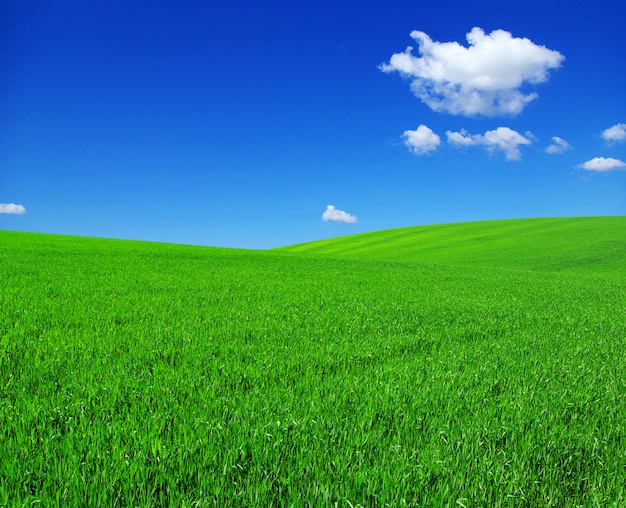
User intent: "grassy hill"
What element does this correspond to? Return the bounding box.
[277,216,626,272]
[1,220,625,505]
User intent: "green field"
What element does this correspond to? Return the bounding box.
[1,217,625,506]
[278,217,626,272]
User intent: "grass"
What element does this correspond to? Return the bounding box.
[277,217,626,273]
[1,217,625,506]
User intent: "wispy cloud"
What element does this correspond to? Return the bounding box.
[578,157,626,172]
[0,203,26,214]
[446,127,532,160]
[546,136,572,154]
[402,124,441,155]
[322,205,358,224]
[601,123,626,143]
[380,27,564,117]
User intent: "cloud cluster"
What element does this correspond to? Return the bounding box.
[381,31,625,177]
[402,125,441,154]
[380,27,564,117]
[322,205,358,224]
[400,124,532,160]
[0,203,26,214]
[399,120,626,171]
[601,123,626,143]
[575,122,626,172]
[545,136,572,154]
[578,157,626,172]
[447,127,532,161]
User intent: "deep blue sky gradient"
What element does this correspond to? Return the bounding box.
[2,0,625,248]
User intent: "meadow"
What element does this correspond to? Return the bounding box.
[1,217,625,506]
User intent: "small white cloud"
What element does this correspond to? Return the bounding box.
[445,129,477,146]
[322,205,358,224]
[578,157,626,172]
[0,203,26,214]
[402,124,441,155]
[447,127,531,160]
[601,123,626,143]
[481,127,532,160]
[546,136,572,154]
[380,27,564,117]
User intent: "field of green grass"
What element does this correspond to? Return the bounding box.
[278,217,626,273]
[1,217,625,506]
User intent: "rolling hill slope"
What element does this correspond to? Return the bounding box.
[277,217,626,272]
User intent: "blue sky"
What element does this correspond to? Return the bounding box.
[2,0,625,249]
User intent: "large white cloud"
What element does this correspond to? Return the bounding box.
[322,205,358,224]
[0,203,26,214]
[578,157,626,172]
[546,136,572,154]
[446,127,532,160]
[380,27,564,116]
[601,123,626,143]
[402,124,441,155]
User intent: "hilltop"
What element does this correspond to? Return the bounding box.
[277,217,626,272]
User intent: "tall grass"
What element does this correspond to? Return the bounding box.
[1,220,625,506]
